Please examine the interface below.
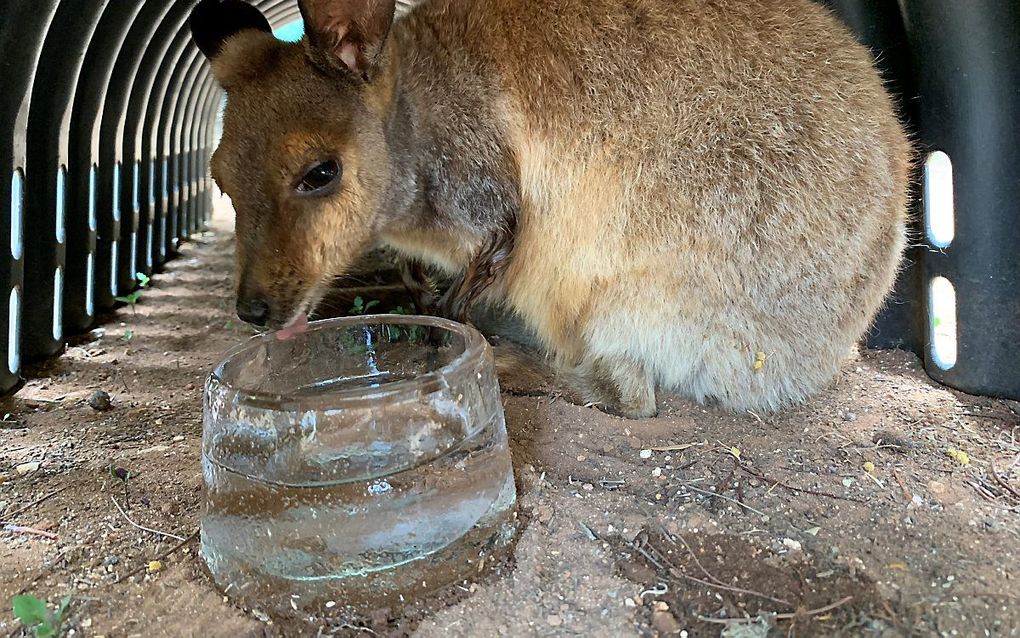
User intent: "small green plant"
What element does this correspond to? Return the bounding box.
[11,594,70,638]
[114,289,142,307]
[350,296,380,315]
[121,329,134,343]
[115,273,151,311]
[109,464,132,506]
[386,305,425,343]
[224,319,234,330]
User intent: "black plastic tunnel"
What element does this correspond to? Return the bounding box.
[0,0,304,397]
[1,1,1018,403]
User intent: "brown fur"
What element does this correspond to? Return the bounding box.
[201,0,910,418]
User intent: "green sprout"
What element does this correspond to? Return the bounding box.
[11,594,70,638]
[115,273,151,312]
[109,464,132,506]
[350,296,380,315]
[114,290,142,307]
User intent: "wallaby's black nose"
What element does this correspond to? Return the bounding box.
[236,298,270,326]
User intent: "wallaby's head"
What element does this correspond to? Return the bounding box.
[191,0,400,328]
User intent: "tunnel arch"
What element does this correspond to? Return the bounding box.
[0,0,304,395]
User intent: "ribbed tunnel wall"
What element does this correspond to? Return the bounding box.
[1,1,1018,401]
[0,0,304,396]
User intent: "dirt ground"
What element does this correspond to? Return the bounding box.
[2,203,1019,638]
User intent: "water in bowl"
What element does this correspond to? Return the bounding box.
[200,316,517,613]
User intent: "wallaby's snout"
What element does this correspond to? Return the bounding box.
[235,293,270,327]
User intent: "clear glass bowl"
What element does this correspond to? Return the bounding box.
[200,315,517,614]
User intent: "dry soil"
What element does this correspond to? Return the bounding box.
[1,204,1019,638]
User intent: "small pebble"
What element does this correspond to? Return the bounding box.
[546,614,562,627]
[88,390,112,411]
[782,538,802,552]
[639,449,652,459]
[172,435,186,443]
[15,461,40,475]
[652,609,683,635]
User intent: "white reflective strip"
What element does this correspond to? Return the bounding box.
[8,287,20,374]
[929,276,958,370]
[11,169,24,260]
[86,253,95,317]
[88,165,98,232]
[130,232,138,278]
[52,267,63,341]
[923,151,955,248]
[111,240,119,297]
[112,162,121,222]
[56,166,66,243]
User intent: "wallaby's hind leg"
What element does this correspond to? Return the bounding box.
[571,354,658,419]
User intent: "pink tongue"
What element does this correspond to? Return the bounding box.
[275,313,309,341]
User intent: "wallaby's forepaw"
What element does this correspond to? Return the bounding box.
[576,355,658,419]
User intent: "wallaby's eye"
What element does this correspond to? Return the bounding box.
[296,160,341,194]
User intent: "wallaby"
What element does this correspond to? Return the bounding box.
[191,0,910,418]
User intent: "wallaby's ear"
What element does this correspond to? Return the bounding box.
[298,0,396,79]
[190,0,273,60]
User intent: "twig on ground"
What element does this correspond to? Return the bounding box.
[891,469,912,502]
[672,533,727,586]
[670,534,791,606]
[650,441,705,452]
[682,483,769,517]
[697,595,854,625]
[3,524,58,539]
[110,495,186,542]
[736,462,867,504]
[23,396,64,405]
[114,528,200,584]
[968,480,999,502]
[632,542,667,571]
[862,471,886,490]
[713,468,737,496]
[961,411,1007,421]
[3,485,71,520]
[648,440,705,451]
[578,521,599,541]
[990,461,1020,502]
[338,624,378,636]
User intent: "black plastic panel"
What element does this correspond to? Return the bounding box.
[0,0,61,393]
[900,1,1020,400]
